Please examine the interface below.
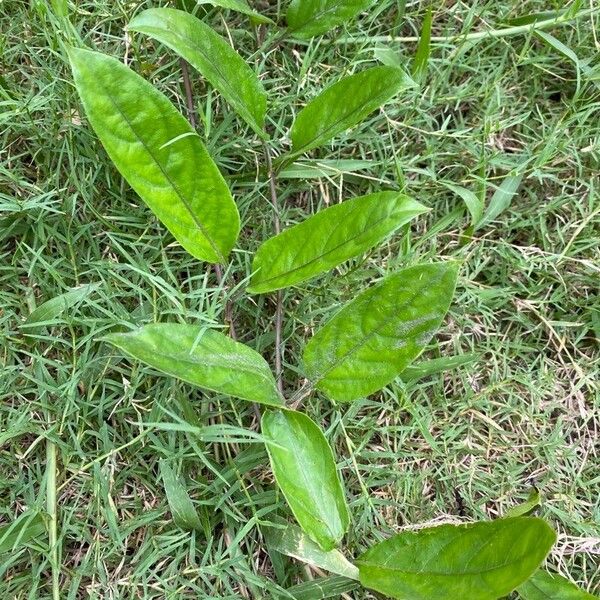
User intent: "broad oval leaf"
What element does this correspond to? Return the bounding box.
[265,520,359,579]
[128,8,268,138]
[356,518,556,600]
[303,263,458,402]
[287,0,374,39]
[262,409,349,550]
[248,192,427,293]
[517,570,596,600]
[68,46,239,263]
[104,323,282,407]
[290,66,414,156]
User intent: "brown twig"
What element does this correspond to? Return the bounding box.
[179,58,197,128]
[263,143,284,395]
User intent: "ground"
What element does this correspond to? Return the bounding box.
[1,0,599,598]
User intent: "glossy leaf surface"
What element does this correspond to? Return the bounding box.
[356,518,556,600]
[287,0,374,39]
[291,66,414,156]
[68,47,239,263]
[128,8,267,138]
[517,570,596,600]
[105,323,282,406]
[249,192,427,293]
[197,0,274,24]
[303,263,458,402]
[262,409,349,550]
[266,521,358,579]
[159,460,204,532]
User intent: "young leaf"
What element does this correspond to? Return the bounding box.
[265,521,359,579]
[290,66,414,157]
[159,460,204,532]
[196,0,274,25]
[104,323,282,407]
[356,518,556,600]
[262,409,349,550]
[286,0,375,39]
[517,569,597,599]
[303,263,458,402]
[0,511,46,553]
[128,8,268,138]
[441,182,484,227]
[504,488,541,518]
[411,7,432,79]
[21,282,100,335]
[67,47,239,264]
[476,171,524,230]
[248,192,427,293]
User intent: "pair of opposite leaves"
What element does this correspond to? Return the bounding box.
[68,7,414,268]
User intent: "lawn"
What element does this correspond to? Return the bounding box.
[1,0,599,598]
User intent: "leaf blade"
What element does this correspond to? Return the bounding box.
[290,66,414,156]
[262,409,349,550]
[356,518,556,600]
[159,460,205,532]
[68,46,239,263]
[0,512,46,554]
[287,0,375,39]
[104,323,282,407]
[303,263,458,402]
[128,8,268,138]
[249,192,427,293]
[197,0,274,24]
[517,569,597,599]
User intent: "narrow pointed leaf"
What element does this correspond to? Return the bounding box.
[442,182,484,227]
[504,488,541,518]
[291,66,414,156]
[128,8,268,138]
[262,409,349,550]
[0,512,46,554]
[399,353,478,382]
[356,518,556,600]
[249,192,427,293]
[104,323,282,406]
[287,0,374,39]
[21,282,100,334]
[68,47,239,263]
[159,460,205,532]
[411,7,432,78]
[517,570,597,599]
[197,0,275,24]
[282,576,360,599]
[265,521,359,579]
[477,171,524,230]
[303,263,458,402]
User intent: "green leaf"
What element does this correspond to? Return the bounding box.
[128,8,268,138]
[504,488,541,518]
[0,512,46,554]
[196,0,274,24]
[265,521,358,579]
[279,159,379,179]
[21,282,100,335]
[248,192,427,293]
[283,576,360,599]
[290,66,414,156]
[399,353,478,382]
[262,409,349,550]
[411,7,432,79]
[517,570,597,599]
[303,263,458,402]
[286,0,375,39]
[441,182,484,227]
[104,323,282,407]
[477,171,524,230]
[356,517,556,600]
[159,460,204,532]
[67,46,239,264]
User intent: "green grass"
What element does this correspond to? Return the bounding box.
[1,0,599,597]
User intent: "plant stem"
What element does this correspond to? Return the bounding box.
[180,58,197,129]
[46,439,60,600]
[263,143,284,394]
[321,7,599,45]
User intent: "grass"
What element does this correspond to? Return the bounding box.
[1,0,599,597]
